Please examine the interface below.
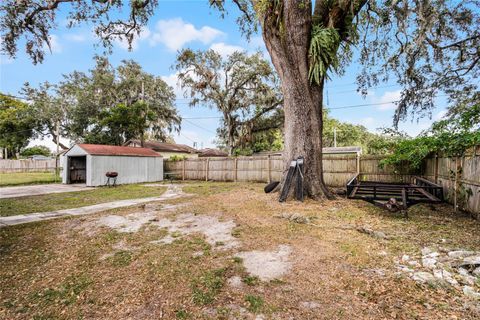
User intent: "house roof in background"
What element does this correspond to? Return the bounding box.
[126,140,198,154]
[28,155,52,160]
[77,144,162,157]
[198,148,228,157]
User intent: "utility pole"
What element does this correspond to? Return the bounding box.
[333,127,337,148]
[55,119,60,182]
[139,80,147,148]
[140,80,145,147]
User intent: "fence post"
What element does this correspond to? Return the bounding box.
[267,155,271,183]
[434,153,439,184]
[182,158,186,180]
[205,158,209,181]
[356,152,360,175]
[454,157,459,213]
[234,158,238,182]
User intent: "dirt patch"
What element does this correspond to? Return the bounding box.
[91,201,239,250]
[151,213,239,249]
[227,276,243,289]
[237,245,292,281]
[97,212,156,233]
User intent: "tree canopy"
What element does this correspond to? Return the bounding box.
[20,145,51,157]
[22,56,181,146]
[174,49,282,155]
[381,96,480,170]
[211,0,480,126]
[0,93,38,158]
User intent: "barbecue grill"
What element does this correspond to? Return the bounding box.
[105,171,118,186]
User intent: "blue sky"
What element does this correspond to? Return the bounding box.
[0,1,447,151]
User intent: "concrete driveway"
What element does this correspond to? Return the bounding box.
[0,184,91,199]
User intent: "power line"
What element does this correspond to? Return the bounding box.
[182,118,218,134]
[4,92,449,121]
[327,100,398,110]
[330,83,400,94]
[178,132,196,143]
[325,81,357,88]
[183,116,222,120]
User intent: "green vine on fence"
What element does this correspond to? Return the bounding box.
[380,98,480,171]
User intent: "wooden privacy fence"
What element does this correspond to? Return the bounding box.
[423,147,480,217]
[165,151,480,216]
[166,156,283,183]
[164,154,411,187]
[0,159,58,173]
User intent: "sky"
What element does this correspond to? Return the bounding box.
[0,1,448,151]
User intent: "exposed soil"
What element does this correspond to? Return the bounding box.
[237,245,292,281]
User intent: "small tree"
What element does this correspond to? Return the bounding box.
[23,56,181,146]
[0,93,38,158]
[20,145,51,157]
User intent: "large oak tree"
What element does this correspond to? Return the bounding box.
[1,0,478,198]
[174,49,282,155]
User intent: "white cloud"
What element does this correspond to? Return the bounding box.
[115,27,151,51]
[209,42,244,57]
[359,117,375,126]
[344,117,376,132]
[28,135,71,150]
[370,90,401,111]
[161,72,185,98]
[110,18,225,52]
[45,34,62,54]
[149,18,224,51]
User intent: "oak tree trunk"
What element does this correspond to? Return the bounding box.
[262,1,332,199]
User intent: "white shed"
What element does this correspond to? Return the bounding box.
[62,144,163,187]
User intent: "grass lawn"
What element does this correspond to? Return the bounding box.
[0,184,167,217]
[0,172,60,186]
[0,182,479,319]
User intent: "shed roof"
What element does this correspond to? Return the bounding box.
[77,144,162,157]
[126,140,198,154]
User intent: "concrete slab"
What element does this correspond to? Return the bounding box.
[0,184,188,227]
[0,184,90,199]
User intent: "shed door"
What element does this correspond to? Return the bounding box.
[69,156,86,183]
